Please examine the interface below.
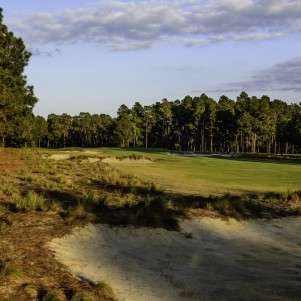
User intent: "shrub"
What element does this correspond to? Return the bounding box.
[43,290,66,301]
[120,197,184,231]
[77,191,98,212]
[65,206,95,225]
[183,232,193,239]
[6,213,15,227]
[204,202,214,211]
[0,204,7,216]
[213,196,245,220]
[0,221,7,232]
[16,190,45,212]
[148,182,163,194]
[2,184,17,196]
[98,195,109,208]
[70,291,93,301]
[96,281,114,298]
[48,201,62,213]
[0,264,27,283]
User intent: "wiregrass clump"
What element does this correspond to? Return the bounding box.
[0,204,7,216]
[96,281,114,298]
[70,291,93,301]
[208,194,246,220]
[42,290,66,301]
[0,263,28,283]
[15,190,45,212]
[121,197,185,231]
[77,191,99,212]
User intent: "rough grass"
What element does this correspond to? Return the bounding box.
[15,190,45,212]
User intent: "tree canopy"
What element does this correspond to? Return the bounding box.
[0,8,37,146]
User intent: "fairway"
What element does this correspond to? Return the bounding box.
[99,148,301,196]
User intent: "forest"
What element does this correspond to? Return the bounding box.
[1,7,300,154]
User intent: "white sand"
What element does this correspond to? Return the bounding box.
[48,217,301,301]
[47,151,101,161]
[48,153,71,160]
[85,157,100,163]
[102,157,152,164]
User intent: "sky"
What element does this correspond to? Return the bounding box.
[1,0,301,117]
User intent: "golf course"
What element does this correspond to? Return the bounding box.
[0,147,301,301]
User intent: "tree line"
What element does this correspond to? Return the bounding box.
[1,7,300,153]
[2,93,300,154]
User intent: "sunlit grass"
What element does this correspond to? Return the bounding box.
[99,147,301,196]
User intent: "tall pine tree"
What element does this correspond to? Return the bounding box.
[0,8,37,146]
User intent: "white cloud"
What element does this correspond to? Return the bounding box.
[6,0,301,51]
[211,56,301,92]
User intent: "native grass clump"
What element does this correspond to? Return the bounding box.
[0,263,28,283]
[70,290,94,301]
[198,190,301,219]
[96,281,115,299]
[42,290,67,301]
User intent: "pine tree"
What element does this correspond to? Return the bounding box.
[0,8,37,146]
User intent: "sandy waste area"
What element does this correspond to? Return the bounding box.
[48,217,301,301]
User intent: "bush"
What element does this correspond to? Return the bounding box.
[43,290,66,301]
[71,291,93,301]
[212,196,245,220]
[96,281,114,298]
[77,191,98,212]
[0,264,27,283]
[16,190,45,212]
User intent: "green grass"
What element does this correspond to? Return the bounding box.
[98,147,301,196]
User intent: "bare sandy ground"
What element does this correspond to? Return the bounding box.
[48,153,71,160]
[47,151,101,161]
[48,217,301,301]
[102,157,152,164]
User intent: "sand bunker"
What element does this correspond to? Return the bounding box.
[48,153,71,160]
[85,157,100,163]
[48,217,301,301]
[46,150,101,161]
[82,150,101,155]
[102,157,152,164]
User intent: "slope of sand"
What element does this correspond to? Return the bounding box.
[48,217,301,301]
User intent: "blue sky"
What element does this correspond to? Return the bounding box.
[1,0,301,117]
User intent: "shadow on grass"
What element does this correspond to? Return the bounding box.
[70,177,301,228]
[3,172,299,231]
